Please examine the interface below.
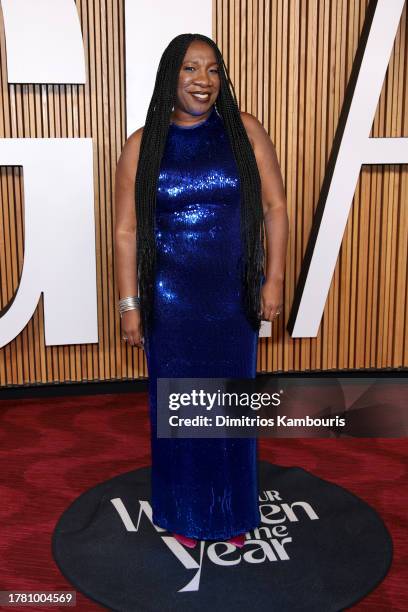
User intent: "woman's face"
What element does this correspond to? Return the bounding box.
[173,40,220,117]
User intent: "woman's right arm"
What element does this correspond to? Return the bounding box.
[114,127,144,348]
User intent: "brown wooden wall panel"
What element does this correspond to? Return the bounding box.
[0,1,407,387]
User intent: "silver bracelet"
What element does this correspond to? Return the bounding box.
[119,296,141,317]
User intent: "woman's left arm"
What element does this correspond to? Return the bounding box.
[241,112,289,322]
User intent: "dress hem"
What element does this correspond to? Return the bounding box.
[152,515,262,541]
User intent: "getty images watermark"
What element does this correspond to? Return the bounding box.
[156,376,408,439]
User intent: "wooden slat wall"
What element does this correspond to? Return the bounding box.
[0,1,406,387]
[215,0,407,373]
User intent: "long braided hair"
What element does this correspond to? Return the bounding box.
[136,33,265,338]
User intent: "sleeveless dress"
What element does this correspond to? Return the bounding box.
[144,105,262,540]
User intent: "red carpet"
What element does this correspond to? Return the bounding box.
[0,391,406,611]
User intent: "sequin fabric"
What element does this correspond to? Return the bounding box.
[144,105,261,540]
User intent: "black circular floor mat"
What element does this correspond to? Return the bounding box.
[52,461,393,611]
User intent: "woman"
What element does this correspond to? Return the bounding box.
[114,33,288,549]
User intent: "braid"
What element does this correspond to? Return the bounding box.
[136,33,265,338]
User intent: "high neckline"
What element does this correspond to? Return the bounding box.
[170,107,215,130]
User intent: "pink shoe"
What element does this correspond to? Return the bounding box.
[227,533,246,548]
[172,532,197,548]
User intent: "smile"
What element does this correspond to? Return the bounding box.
[191,92,210,101]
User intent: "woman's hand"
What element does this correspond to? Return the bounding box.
[260,278,284,322]
[121,309,144,348]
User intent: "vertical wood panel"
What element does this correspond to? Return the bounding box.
[214,0,407,374]
[0,1,407,387]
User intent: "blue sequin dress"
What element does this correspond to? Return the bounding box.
[144,105,261,540]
